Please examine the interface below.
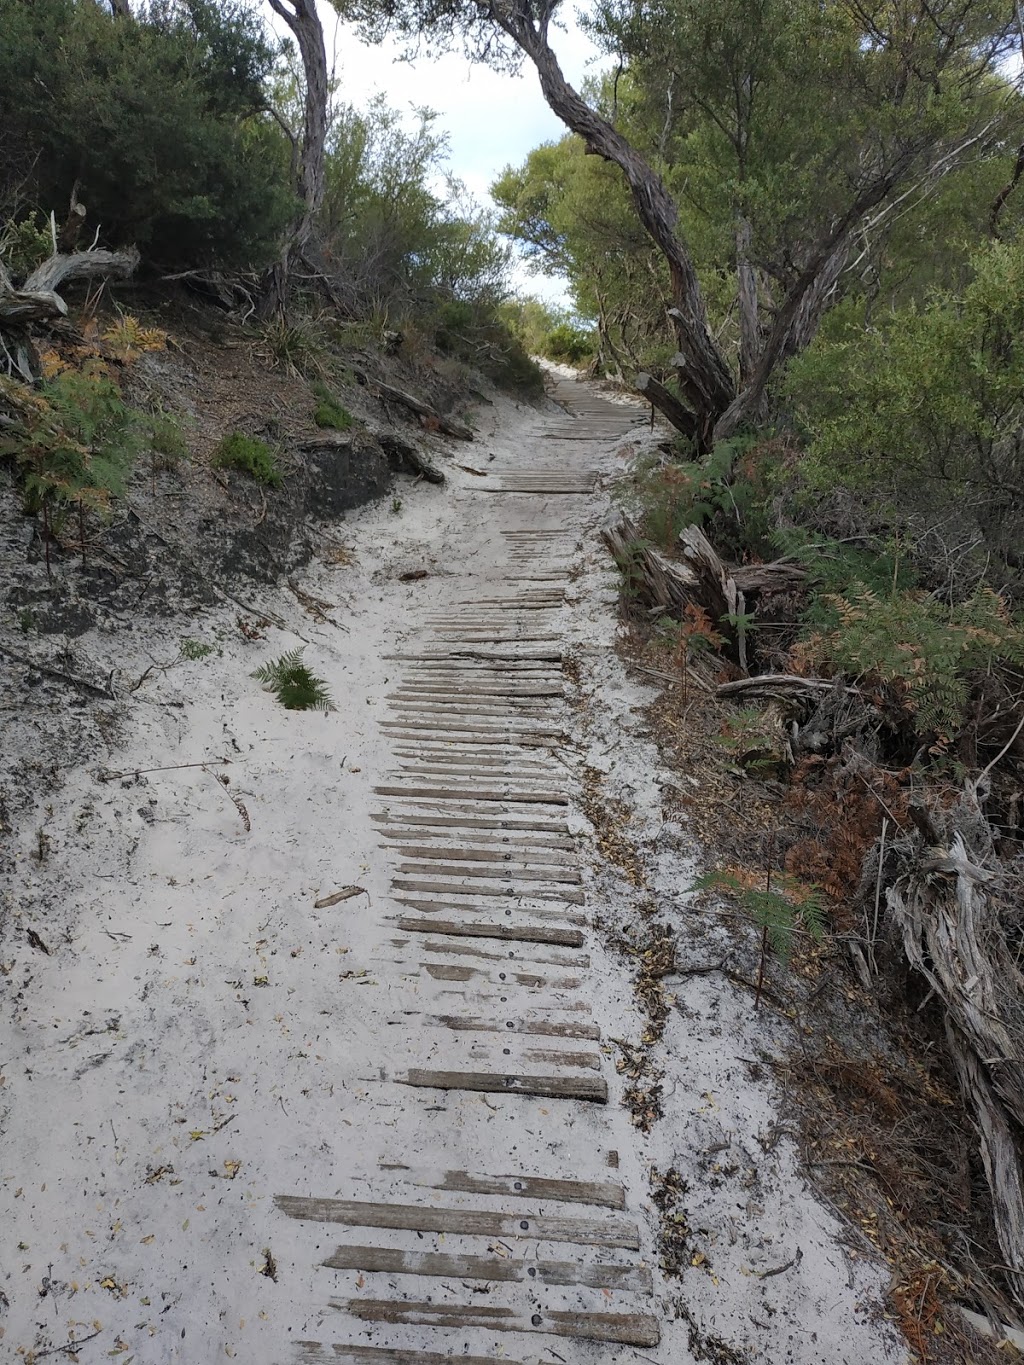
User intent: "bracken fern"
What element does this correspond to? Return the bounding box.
[252,647,335,712]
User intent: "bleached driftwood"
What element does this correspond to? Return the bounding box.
[0,246,140,327]
[888,800,1024,1311]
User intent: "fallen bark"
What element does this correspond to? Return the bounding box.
[887,796,1024,1313]
[354,369,473,441]
[717,674,863,702]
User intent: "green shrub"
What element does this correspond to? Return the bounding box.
[312,382,354,430]
[621,438,772,557]
[542,322,595,365]
[212,433,282,487]
[253,647,334,712]
[260,319,325,379]
[0,0,294,270]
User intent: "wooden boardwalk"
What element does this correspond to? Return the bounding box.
[277,381,658,1362]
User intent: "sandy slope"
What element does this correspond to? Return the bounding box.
[0,374,905,1364]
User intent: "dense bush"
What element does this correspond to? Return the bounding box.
[0,0,294,270]
[542,322,595,365]
[785,240,1024,595]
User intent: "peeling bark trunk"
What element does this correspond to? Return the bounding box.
[736,217,760,391]
[635,373,696,440]
[496,10,735,441]
[263,0,329,317]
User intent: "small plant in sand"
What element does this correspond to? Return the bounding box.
[212,432,282,487]
[252,647,334,712]
[180,638,214,660]
[697,843,826,1007]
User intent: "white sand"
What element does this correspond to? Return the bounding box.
[0,375,906,1363]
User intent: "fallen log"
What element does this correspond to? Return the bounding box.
[0,246,140,327]
[717,674,863,702]
[353,368,473,441]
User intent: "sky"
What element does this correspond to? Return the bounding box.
[263,1,608,306]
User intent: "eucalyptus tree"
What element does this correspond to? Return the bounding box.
[356,0,1021,445]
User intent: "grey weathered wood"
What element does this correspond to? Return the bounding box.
[418,939,586,967]
[396,917,584,947]
[395,897,586,926]
[334,1300,659,1346]
[383,829,574,849]
[371,812,570,833]
[274,1196,640,1247]
[375,785,568,804]
[393,878,585,904]
[412,1012,600,1040]
[397,860,581,884]
[389,844,576,866]
[418,963,581,991]
[635,371,696,437]
[322,1244,648,1290]
[401,1168,625,1209]
[403,1068,608,1102]
[296,1346,514,1365]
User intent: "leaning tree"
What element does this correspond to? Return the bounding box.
[357,0,1021,447]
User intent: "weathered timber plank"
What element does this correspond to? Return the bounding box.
[375,786,568,804]
[411,1012,600,1040]
[296,1347,515,1365]
[402,1069,608,1103]
[321,1245,649,1291]
[396,861,581,885]
[394,897,586,926]
[383,829,574,849]
[522,1047,602,1070]
[418,939,586,967]
[391,1168,625,1210]
[421,963,582,989]
[371,812,569,833]
[274,1196,639,1247]
[392,879,585,904]
[388,844,576,866]
[396,917,584,947]
[333,1301,659,1346]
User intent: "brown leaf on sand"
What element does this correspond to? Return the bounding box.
[398,569,428,582]
[314,886,367,909]
[456,464,487,477]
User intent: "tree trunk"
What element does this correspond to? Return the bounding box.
[497,9,735,443]
[735,216,760,391]
[263,0,329,317]
[635,372,696,440]
[108,0,131,15]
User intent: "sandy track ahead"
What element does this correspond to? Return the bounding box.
[2,376,904,1364]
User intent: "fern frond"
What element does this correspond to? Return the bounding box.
[252,647,335,712]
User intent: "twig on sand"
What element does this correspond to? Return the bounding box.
[33,1330,102,1359]
[0,643,115,699]
[757,1247,803,1279]
[96,759,232,781]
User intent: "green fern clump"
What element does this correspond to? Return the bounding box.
[311,382,354,431]
[1,367,143,520]
[252,647,335,712]
[696,870,827,964]
[212,432,282,487]
[802,583,1024,741]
